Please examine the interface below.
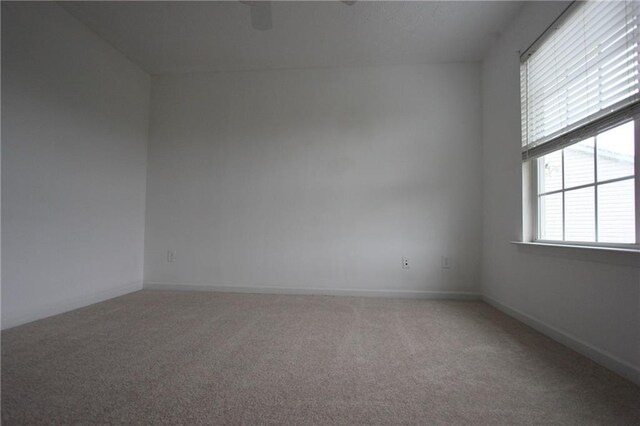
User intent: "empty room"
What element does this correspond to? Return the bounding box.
[2,0,639,424]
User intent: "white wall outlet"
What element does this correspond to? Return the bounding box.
[402,257,409,269]
[441,255,451,269]
[167,250,177,263]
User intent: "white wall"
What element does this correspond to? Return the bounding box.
[1,2,150,328]
[481,1,640,384]
[3,0,637,388]
[144,64,482,297]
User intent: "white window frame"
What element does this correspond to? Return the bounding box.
[520,0,640,251]
[527,112,640,250]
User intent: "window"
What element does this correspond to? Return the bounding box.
[521,0,640,249]
[537,120,638,245]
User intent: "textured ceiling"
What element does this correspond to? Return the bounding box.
[61,1,524,74]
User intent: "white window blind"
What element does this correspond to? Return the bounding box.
[521,0,640,156]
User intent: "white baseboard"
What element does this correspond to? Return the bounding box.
[143,282,481,300]
[483,295,640,386]
[1,280,143,330]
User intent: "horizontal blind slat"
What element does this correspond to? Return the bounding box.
[522,0,640,151]
[527,6,628,76]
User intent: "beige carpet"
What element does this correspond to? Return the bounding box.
[2,290,639,425]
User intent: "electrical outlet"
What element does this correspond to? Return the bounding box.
[441,255,451,269]
[402,257,409,269]
[167,250,177,263]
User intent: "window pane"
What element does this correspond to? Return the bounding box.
[598,179,636,243]
[539,150,562,194]
[539,193,563,240]
[565,187,595,242]
[597,121,635,182]
[564,138,594,189]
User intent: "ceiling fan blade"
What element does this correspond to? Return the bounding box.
[249,1,272,31]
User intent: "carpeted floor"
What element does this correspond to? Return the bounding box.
[2,290,639,424]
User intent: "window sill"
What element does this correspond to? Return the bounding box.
[510,241,640,254]
[510,241,640,268]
